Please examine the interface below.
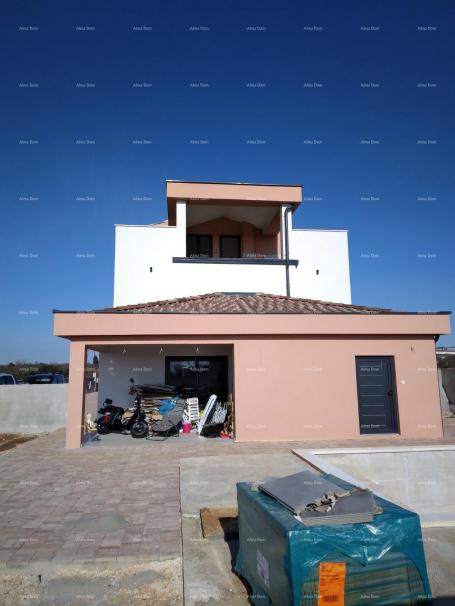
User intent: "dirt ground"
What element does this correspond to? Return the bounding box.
[0,433,36,452]
[1,558,182,606]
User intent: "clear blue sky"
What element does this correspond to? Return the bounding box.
[1,0,454,362]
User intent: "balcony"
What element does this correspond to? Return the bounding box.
[180,232,298,266]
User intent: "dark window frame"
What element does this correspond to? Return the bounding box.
[220,235,241,258]
[165,355,229,401]
[186,234,213,258]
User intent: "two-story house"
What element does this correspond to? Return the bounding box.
[54,180,450,449]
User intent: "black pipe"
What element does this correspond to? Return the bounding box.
[284,206,292,297]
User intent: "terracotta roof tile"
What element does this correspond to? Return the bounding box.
[93,292,401,315]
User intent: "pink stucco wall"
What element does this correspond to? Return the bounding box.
[233,337,443,442]
[166,181,302,204]
[61,334,444,448]
[54,311,449,447]
[66,341,87,449]
[54,311,450,338]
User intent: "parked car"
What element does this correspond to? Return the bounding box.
[26,373,65,384]
[0,373,18,385]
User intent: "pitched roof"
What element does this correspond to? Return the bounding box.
[92,292,421,315]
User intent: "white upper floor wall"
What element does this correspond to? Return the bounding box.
[113,182,351,306]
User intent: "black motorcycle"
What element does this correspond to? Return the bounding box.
[96,395,148,438]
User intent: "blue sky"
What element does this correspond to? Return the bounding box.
[1,0,454,361]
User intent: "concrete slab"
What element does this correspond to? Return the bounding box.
[182,515,247,606]
[293,446,455,526]
[422,527,455,599]
[180,453,311,605]
[180,453,311,515]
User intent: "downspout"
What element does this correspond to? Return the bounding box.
[284,206,292,297]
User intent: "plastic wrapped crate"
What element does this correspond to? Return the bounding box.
[235,475,431,606]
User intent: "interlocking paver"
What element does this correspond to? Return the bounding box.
[0,423,453,565]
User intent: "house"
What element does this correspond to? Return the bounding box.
[53,181,451,449]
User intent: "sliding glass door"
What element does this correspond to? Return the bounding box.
[165,356,229,403]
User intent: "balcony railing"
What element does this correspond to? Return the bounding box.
[173,255,298,266]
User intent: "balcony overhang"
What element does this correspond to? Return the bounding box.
[166,181,302,225]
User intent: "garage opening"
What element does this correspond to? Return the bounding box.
[83,344,234,446]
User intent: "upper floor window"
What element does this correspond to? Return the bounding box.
[220,235,241,258]
[187,234,212,258]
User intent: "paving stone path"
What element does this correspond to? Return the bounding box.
[0,425,453,566]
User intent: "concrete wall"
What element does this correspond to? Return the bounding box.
[113,201,187,306]
[166,262,288,299]
[441,367,455,404]
[297,447,455,526]
[113,211,287,304]
[98,344,233,408]
[0,384,67,433]
[289,228,351,304]
[113,200,352,306]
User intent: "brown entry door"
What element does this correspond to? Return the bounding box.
[356,356,399,434]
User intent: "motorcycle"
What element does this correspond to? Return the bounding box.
[96,395,148,438]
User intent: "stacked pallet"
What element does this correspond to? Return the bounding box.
[132,385,176,408]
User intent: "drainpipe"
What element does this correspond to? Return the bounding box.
[284,206,292,297]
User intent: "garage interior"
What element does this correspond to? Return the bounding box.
[84,344,235,445]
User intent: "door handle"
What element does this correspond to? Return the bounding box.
[387,390,393,397]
